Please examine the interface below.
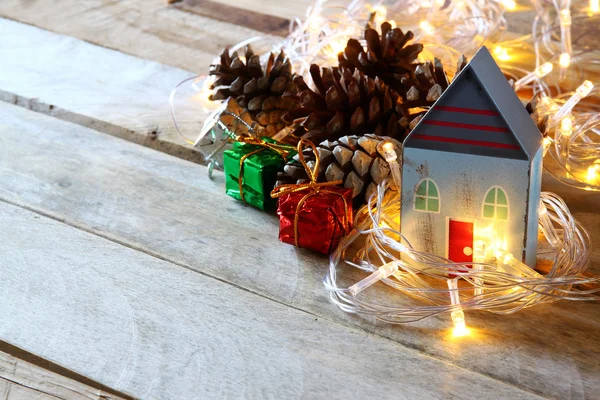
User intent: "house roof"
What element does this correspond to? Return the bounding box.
[404,46,542,161]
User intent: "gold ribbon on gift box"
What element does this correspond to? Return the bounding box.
[231,136,296,204]
[271,139,351,248]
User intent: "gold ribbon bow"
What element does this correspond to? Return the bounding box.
[232,135,295,204]
[271,139,351,248]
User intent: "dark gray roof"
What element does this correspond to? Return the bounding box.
[404,46,542,160]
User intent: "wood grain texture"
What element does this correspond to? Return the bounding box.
[176,0,311,20]
[174,0,291,36]
[0,350,129,400]
[0,0,278,72]
[1,102,599,399]
[0,18,208,164]
[0,199,543,399]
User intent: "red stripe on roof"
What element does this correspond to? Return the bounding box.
[436,106,500,116]
[411,134,521,150]
[422,120,509,132]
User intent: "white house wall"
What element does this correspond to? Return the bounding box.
[401,147,533,264]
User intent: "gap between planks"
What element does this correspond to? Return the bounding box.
[0,195,547,399]
[0,342,132,400]
[0,102,597,399]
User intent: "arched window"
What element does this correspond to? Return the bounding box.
[482,186,509,220]
[414,178,440,213]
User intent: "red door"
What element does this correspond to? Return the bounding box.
[448,219,474,265]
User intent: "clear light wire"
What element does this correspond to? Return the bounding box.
[324,181,596,325]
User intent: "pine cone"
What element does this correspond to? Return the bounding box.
[338,22,424,95]
[281,65,408,144]
[394,55,459,129]
[525,94,549,136]
[209,45,299,137]
[276,134,402,203]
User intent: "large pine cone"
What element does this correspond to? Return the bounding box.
[281,65,407,143]
[338,22,424,96]
[209,45,299,137]
[276,134,402,203]
[397,55,466,129]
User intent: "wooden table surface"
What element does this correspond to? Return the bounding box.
[0,2,599,399]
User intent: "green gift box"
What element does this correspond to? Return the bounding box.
[223,137,296,210]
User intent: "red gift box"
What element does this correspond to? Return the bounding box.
[271,139,353,254]
[276,186,353,254]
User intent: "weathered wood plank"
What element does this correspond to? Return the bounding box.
[2,18,599,179]
[0,348,130,400]
[0,200,543,400]
[0,0,279,72]
[1,103,598,399]
[0,18,207,164]
[173,0,292,36]
[175,0,312,21]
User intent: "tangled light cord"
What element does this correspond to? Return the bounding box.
[274,0,600,190]
[172,1,600,190]
[324,181,597,332]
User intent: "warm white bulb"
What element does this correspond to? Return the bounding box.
[534,62,553,78]
[559,53,571,68]
[308,16,322,33]
[586,164,600,183]
[576,80,594,98]
[451,310,469,337]
[591,0,600,13]
[560,117,573,137]
[542,137,552,155]
[494,46,510,61]
[502,0,517,11]
[420,21,435,35]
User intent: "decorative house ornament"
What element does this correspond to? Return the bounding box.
[401,46,543,268]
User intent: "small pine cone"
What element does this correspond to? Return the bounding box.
[276,134,402,204]
[209,45,299,136]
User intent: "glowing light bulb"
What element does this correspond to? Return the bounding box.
[534,62,553,78]
[326,39,347,60]
[447,279,469,336]
[308,16,322,33]
[451,311,469,337]
[371,5,387,28]
[542,137,552,156]
[379,141,402,189]
[591,0,600,13]
[586,163,600,183]
[493,46,510,61]
[420,21,435,35]
[560,116,573,137]
[559,53,571,68]
[502,0,517,11]
[576,80,594,98]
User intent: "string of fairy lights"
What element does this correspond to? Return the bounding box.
[324,177,595,336]
[274,0,600,191]
[170,0,600,334]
